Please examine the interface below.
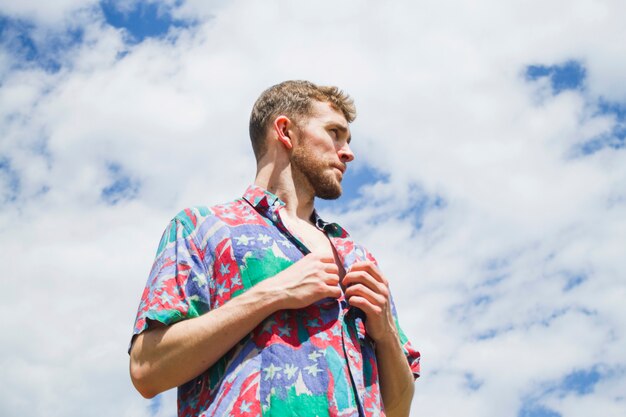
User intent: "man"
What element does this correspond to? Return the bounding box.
[129,80,420,417]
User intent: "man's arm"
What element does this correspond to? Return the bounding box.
[373,330,416,417]
[130,253,341,398]
[343,262,415,417]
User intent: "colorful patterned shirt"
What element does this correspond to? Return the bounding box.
[131,185,420,417]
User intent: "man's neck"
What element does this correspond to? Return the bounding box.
[254,165,315,223]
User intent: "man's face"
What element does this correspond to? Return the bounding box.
[290,101,354,200]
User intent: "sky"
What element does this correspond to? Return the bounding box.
[1,1,625,416]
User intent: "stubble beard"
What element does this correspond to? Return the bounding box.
[291,145,343,200]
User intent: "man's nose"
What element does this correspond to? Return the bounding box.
[338,143,355,163]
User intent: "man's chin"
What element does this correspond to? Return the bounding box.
[315,186,342,200]
[317,194,341,201]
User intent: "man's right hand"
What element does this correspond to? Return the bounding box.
[263,253,342,310]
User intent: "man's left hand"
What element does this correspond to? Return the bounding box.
[343,261,397,343]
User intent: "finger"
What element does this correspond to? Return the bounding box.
[346,296,383,316]
[348,261,387,284]
[323,262,339,274]
[324,273,340,286]
[345,283,386,307]
[324,285,342,299]
[343,271,389,297]
[319,256,337,264]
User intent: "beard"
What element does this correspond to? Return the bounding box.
[291,144,343,200]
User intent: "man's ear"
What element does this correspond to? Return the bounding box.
[273,115,294,150]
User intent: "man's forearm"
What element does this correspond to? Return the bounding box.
[129,281,282,398]
[130,253,342,399]
[375,332,415,417]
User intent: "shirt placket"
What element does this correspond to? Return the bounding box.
[281,208,368,415]
[284,212,369,414]
[325,230,368,417]
[315,216,365,416]
[251,194,368,415]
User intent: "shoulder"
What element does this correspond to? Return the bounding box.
[346,237,377,265]
[172,206,213,231]
[169,197,252,243]
[172,198,245,227]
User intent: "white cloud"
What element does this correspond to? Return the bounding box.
[1,1,625,417]
[545,369,626,417]
[0,0,98,26]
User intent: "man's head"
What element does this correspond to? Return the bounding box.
[249,80,356,161]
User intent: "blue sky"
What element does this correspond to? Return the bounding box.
[1,1,625,417]
[525,60,625,157]
[100,1,191,42]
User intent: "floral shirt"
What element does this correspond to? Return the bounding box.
[131,185,420,417]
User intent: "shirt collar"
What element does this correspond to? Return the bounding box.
[242,184,285,215]
[242,184,348,238]
[311,209,348,238]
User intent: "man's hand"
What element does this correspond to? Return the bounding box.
[343,261,397,343]
[266,252,342,310]
[344,261,415,417]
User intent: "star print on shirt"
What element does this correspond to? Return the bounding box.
[278,324,292,337]
[239,400,251,413]
[219,263,231,275]
[316,332,331,341]
[304,363,322,376]
[307,318,321,328]
[216,282,228,297]
[235,235,253,245]
[263,363,282,381]
[284,363,298,379]
[261,317,277,334]
[159,291,174,306]
[192,274,207,287]
[257,234,272,244]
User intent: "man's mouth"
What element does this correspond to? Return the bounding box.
[333,164,346,174]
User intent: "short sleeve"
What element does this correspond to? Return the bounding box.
[131,212,211,341]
